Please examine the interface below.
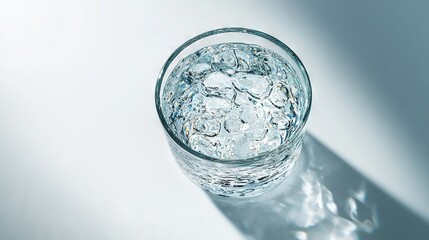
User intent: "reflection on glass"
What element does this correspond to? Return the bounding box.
[209,135,429,240]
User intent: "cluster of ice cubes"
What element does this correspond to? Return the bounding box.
[162,43,305,160]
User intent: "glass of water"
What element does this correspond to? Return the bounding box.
[155,28,312,198]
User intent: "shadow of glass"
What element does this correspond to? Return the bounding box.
[208,134,429,240]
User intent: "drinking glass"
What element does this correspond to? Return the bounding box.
[155,27,312,198]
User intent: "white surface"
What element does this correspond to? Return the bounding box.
[1,1,428,239]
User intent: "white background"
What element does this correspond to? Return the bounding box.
[1,1,428,239]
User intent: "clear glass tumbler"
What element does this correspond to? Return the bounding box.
[155,27,312,198]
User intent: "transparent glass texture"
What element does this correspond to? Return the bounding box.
[155,28,312,197]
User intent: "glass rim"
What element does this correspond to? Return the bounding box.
[155,27,312,164]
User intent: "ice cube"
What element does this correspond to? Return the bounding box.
[232,73,272,99]
[193,113,221,137]
[203,96,231,113]
[189,63,212,79]
[188,134,219,157]
[202,72,235,99]
[234,49,251,72]
[269,81,291,108]
[212,49,237,75]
